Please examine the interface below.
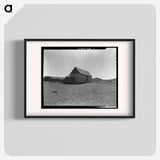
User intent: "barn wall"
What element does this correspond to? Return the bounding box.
[70,73,87,83]
[64,77,72,83]
[64,73,92,84]
[88,76,92,83]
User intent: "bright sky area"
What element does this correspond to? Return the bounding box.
[44,48,116,80]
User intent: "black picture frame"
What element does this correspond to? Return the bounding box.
[24,39,135,118]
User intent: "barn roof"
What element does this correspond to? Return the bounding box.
[72,67,92,76]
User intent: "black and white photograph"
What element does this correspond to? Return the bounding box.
[42,47,118,109]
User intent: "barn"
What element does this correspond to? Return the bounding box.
[64,67,92,84]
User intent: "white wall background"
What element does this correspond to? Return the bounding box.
[4,4,156,156]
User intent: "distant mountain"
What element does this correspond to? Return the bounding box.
[43,76,64,82]
[44,76,116,84]
[92,78,116,82]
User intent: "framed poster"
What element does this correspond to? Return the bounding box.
[25,39,135,118]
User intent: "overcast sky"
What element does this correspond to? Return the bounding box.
[44,48,116,80]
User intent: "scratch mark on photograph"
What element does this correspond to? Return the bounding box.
[41,47,118,109]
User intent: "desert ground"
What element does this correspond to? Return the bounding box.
[43,79,117,108]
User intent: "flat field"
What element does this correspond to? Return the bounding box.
[43,80,117,108]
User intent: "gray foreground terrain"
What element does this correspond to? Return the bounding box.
[43,79,117,108]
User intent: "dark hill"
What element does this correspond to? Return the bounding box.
[92,78,116,83]
[43,76,64,82]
